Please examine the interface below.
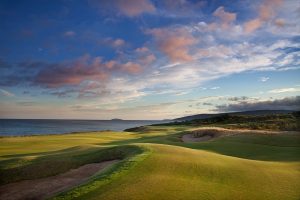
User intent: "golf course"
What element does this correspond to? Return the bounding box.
[1,113,300,200]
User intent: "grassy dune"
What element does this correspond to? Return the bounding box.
[77,144,300,200]
[1,125,300,199]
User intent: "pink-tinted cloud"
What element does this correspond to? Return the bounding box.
[135,47,149,53]
[244,0,283,33]
[274,18,285,27]
[102,37,126,48]
[63,31,76,37]
[244,18,263,34]
[213,6,236,29]
[147,28,197,62]
[121,62,142,74]
[259,0,282,21]
[34,55,108,88]
[139,54,156,65]
[91,0,155,17]
[115,0,155,17]
[158,0,206,17]
[33,53,146,88]
[111,38,125,47]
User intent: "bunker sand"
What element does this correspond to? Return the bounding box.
[181,127,298,143]
[0,160,119,200]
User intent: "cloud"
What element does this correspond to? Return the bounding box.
[244,18,263,34]
[90,0,155,17]
[244,0,283,33]
[34,55,109,88]
[268,87,300,93]
[260,76,270,82]
[101,37,126,48]
[216,96,300,112]
[213,6,236,29]
[203,102,213,106]
[157,0,205,18]
[135,47,149,53]
[63,31,76,37]
[196,45,234,59]
[121,62,142,74]
[138,54,156,65]
[227,96,249,101]
[274,18,286,27]
[147,27,198,62]
[0,88,14,97]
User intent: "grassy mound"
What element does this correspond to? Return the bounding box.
[70,144,300,200]
[0,124,299,199]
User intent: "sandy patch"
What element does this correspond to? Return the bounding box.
[182,134,213,142]
[0,160,119,200]
[181,127,298,143]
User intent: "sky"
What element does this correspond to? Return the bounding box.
[0,0,299,120]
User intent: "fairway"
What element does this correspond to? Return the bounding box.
[1,125,300,200]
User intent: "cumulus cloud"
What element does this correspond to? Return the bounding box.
[268,87,300,93]
[213,6,236,29]
[216,96,300,112]
[244,0,283,33]
[260,76,270,82]
[63,31,76,37]
[157,0,205,18]
[147,27,198,62]
[244,18,263,34]
[227,96,250,101]
[0,53,148,101]
[121,62,142,74]
[90,0,155,17]
[34,55,109,88]
[102,37,126,48]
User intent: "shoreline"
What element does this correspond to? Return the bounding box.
[0,129,121,138]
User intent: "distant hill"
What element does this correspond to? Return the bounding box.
[174,110,295,121]
[111,118,123,121]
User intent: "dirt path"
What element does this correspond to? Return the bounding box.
[0,160,119,200]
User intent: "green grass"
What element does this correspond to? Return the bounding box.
[0,124,300,199]
[74,144,300,200]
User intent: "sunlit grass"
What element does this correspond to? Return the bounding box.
[0,124,299,199]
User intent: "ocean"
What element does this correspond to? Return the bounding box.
[0,119,163,136]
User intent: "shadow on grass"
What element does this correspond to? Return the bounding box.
[0,146,88,159]
[0,145,142,185]
[105,132,300,162]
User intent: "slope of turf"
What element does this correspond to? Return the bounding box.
[54,144,300,200]
[0,125,300,200]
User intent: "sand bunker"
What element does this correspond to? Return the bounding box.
[181,128,224,143]
[182,134,213,142]
[0,160,119,200]
[181,127,289,143]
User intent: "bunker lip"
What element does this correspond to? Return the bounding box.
[0,160,119,200]
[181,127,298,143]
